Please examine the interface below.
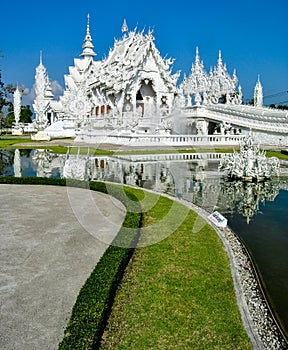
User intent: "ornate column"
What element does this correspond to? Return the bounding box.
[195,119,208,135]
[31,53,51,140]
[14,87,21,125]
[12,87,23,135]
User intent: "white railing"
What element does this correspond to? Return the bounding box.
[184,104,288,133]
[109,134,243,145]
[76,132,244,146]
[113,152,226,163]
[204,105,288,133]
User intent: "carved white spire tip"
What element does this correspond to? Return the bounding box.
[122,18,128,34]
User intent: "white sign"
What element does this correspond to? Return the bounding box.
[208,211,228,228]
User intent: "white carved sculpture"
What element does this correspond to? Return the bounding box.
[12,87,23,135]
[33,53,49,130]
[219,134,280,180]
[31,53,51,140]
[13,87,21,125]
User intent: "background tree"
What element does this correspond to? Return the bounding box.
[0,68,7,115]
[20,105,33,123]
[0,53,7,133]
[5,104,33,127]
[277,104,288,111]
[5,104,14,127]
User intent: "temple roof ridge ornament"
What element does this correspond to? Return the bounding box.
[80,14,96,58]
[180,47,242,105]
[122,18,128,36]
[39,50,43,66]
[195,46,200,64]
[217,50,223,67]
[181,46,209,100]
[148,27,155,41]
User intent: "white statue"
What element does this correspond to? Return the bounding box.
[12,87,23,135]
[31,53,52,140]
[33,53,49,130]
[13,87,21,125]
[219,134,280,180]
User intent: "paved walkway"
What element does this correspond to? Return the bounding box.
[0,184,126,350]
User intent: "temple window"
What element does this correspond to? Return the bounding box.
[136,91,143,101]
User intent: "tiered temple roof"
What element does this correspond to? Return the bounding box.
[181,48,242,105]
[89,24,179,95]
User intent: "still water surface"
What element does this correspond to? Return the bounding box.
[1,148,288,336]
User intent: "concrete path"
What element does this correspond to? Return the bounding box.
[0,184,126,350]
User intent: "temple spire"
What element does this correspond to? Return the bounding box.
[195,46,200,64]
[80,14,96,58]
[122,18,128,36]
[254,75,263,107]
[218,50,223,67]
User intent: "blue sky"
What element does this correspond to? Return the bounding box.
[1,0,287,105]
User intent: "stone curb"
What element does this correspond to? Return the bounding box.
[177,198,288,350]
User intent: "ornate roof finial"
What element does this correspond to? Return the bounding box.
[148,27,154,40]
[218,50,222,67]
[195,46,200,63]
[40,50,43,65]
[122,18,128,36]
[80,13,96,58]
[254,74,263,107]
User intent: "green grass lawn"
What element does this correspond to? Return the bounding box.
[100,190,252,350]
[266,150,288,160]
[0,136,114,155]
[0,135,34,147]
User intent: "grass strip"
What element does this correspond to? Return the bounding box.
[0,136,114,155]
[100,190,252,350]
[266,150,288,160]
[0,136,36,147]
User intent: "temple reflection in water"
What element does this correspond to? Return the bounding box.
[8,149,288,222]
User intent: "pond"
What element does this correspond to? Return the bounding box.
[1,148,288,337]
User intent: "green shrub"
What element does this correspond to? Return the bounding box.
[281,149,288,156]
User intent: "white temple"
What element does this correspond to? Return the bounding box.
[31,16,288,146]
